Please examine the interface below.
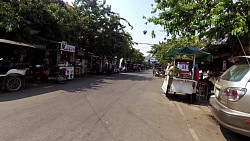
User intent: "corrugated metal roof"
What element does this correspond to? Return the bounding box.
[0,39,36,48]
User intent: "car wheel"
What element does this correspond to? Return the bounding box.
[5,76,24,92]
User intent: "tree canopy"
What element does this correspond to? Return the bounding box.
[0,0,143,63]
[145,0,249,64]
[147,0,249,41]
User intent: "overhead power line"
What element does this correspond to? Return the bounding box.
[133,42,156,46]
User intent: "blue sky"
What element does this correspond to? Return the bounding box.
[65,0,166,56]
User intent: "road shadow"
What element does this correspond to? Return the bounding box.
[207,108,250,140]
[0,75,108,102]
[0,72,152,102]
[165,93,211,107]
[220,125,250,141]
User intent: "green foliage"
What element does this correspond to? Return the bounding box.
[0,1,16,32]
[144,0,249,61]
[148,36,207,64]
[147,0,249,40]
[0,0,140,62]
[129,48,145,64]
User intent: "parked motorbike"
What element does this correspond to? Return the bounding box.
[34,65,67,83]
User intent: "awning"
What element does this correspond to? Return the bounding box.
[0,38,36,48]
[166,46,213,63]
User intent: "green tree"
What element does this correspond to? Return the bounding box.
[146,0,249,48]
[131,48,145,64]
[0,0,48,42]
[0,0,69,42]
[148,36,208,64]
[0,0,142,65]
[72,0,133,59]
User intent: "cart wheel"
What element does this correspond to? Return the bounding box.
[34,73,42,82]
[57,74,67,84]
[5,76,24,92]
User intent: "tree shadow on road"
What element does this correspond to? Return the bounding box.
[0,75,107,102]
[0,72,152,102]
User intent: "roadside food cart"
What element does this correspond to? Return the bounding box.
[162,46,212,102]
[46,41,75,80]
[58,41,75,80]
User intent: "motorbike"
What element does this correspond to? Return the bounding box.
[34,65,67,83]
[155,68,165,78]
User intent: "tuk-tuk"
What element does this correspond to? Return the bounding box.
[0,39,43,92]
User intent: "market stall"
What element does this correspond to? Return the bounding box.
[162,46,212,102]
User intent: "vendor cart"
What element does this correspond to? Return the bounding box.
[58,42,75,80]
[46,41,75,80]
[162,46,212,102]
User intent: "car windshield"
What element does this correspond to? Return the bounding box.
[220,64,250,82]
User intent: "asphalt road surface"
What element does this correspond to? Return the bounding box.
[0,70,249,141]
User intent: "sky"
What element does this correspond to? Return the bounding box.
[64,0,166,56]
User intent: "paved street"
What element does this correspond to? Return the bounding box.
[0,70,249,141]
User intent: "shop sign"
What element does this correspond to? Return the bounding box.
[60,42,75,53]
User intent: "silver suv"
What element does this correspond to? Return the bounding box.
[210,56,250,137]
